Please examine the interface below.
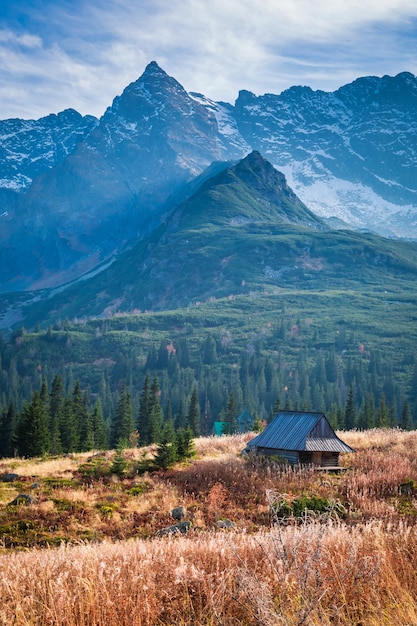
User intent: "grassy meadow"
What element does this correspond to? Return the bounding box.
[1,430,417,624]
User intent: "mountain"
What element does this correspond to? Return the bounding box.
[231,72,417,238]
[0,62,241,292]
[0,63,416,296]
[10,151,417,329]
[0,108,98,192]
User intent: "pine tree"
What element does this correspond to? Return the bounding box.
[79,390,94,452]
[0,402,16,458]
[148,374,163,443]
[377,393,390,428]
[187,385,200,436]
[344,384,356,430]
[91,400,109,449]
[154,420,177,470]
[17,391,50,457]
[176,427,195,460]
[137,373,151,445]
[203,335,218,364]
[71,382,84,451]
[223,391,238,434]
[113,382,134,447]
[400,400,413,430]
[175,396,187,430]
[60,397,78,453]
[49,375,63,455]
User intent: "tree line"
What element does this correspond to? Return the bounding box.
[1,320,416,458]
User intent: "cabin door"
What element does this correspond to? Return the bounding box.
[311,451,322,465]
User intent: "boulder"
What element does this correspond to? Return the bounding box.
[216,519,235,529]
[156,521,191,536]
[171,506,187,520]
[0,473,19,482]
[8,494,33,506]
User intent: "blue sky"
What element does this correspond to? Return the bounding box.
[0,0,416,119]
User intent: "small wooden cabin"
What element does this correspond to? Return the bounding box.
[243,410,354,467]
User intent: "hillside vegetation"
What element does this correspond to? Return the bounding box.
[1,430,417,624]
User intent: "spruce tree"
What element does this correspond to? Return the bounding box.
[154,420,177,470]
[176,427,195,460]
[60,397,78,453]
[137,373,151,445]
[17,391,50,457]
[377,393,390,428]
[0,402,16,458]
[400,400,413,430]
[49,375,63,455]
[187,385,200,436]
[344,384,356,430]
[113,382,134,447]
[148,374,163,443]
[91,400,109,449]
[223,391,238,434]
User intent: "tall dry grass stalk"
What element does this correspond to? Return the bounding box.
[1,520,417,625]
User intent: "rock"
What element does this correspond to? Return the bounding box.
[0,473,19,482]
[171,506,187,520]
[8,494,33,506]
[156,521,191,536]
[216,519,235,529]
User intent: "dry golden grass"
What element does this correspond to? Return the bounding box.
[2,429,417,624]
[338,427,417,456]
[0,452,91,478]
[194,432,254,458]
[1,521,417,625]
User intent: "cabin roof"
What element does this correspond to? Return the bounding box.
[245,410,354,454]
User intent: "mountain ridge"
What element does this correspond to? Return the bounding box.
[0,62,416,295]
[7,150,417,330]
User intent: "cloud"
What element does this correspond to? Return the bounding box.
[0,0,415,118]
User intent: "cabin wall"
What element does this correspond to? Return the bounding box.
[255,447,299,465]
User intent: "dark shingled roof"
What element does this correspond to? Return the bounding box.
[245,411,354,454]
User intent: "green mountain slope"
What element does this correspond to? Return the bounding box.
[5,150,417,329]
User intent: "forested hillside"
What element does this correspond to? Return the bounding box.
[1,289,416,457]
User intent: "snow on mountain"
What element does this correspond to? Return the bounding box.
[0,109,98,191]
[0,63,416,294]
[232,72,417,238]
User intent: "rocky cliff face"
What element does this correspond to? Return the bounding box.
[231,72,417,237]
[0,63,416,292]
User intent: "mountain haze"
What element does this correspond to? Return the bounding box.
[0,62,416,300]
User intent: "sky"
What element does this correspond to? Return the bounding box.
[0,0,416,120]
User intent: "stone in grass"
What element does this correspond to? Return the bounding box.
[0,473,19,482]
[8,494,33,506]
[171,506,187,521]
[156,521,191,536]
[216,519,235,529]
